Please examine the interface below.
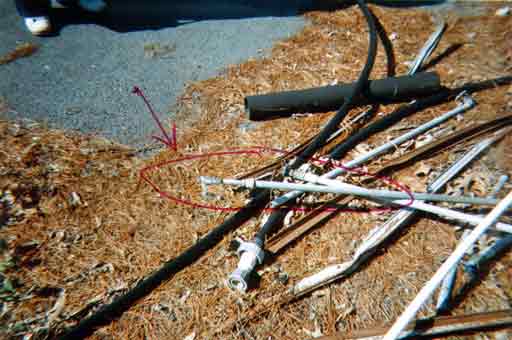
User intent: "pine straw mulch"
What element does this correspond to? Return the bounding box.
[1,3,512,340]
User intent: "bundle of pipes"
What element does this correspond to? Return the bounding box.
[58,2,512,339]
[202,124,512,295]
[207,8,512,340]
[221,18,470,295]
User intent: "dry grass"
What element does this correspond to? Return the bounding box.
[0,42,39,65]
[1,3,512,340]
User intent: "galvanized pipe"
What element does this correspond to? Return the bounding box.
[383,190,512,340]
[201,176,499,206]
[407,22,447,75]
[388,200,512,234]
[435,230,469,313]
[291,136,506,296]
[436,174,508,313]
[272,93,474,207]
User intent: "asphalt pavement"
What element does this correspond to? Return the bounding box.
[0,1,309,146]
[0,0,461,147]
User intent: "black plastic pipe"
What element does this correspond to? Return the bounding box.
[58,190,270,339]
[245,72,441,121]
[289,0,377,171]
[254,208,288,242]
[252,0,378,247]
[328,74,512,160]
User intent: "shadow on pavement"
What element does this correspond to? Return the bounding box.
[49,0,447,34]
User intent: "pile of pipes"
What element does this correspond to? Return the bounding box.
[199,7,512,340]
[59,2,512,339]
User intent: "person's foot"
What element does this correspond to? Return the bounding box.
[16,0,52,35]
[22,0,76,36]
[24,16,52,36]
[17,0,107,36]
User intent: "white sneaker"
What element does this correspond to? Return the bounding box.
[24,16,51,36]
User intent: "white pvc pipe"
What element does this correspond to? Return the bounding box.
[383,190,512,340]
[271,94,474,207]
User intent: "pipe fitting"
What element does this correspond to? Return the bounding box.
[200,176,221,199]
[455,91,475,109]
[227,241,265,292]
[290,169,320,184]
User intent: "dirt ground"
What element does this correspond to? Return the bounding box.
[1,2,512,340]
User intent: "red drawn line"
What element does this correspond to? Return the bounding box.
[139,147,415,214]
[132,86,177,151]
[172,122,177,150]
[134,87,415,215]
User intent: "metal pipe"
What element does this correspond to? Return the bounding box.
[436,174,508,313]
[464,235,512,276]
[272,93,474,207]
[426,139,498,192]
[201,176,499,206]
[383,190,512,340]
[389,200,512,234]
[407,22,447,75]
[313,175,499,205]
[490,174,509,198]
[291,135,506,296]
[435,230,469,313]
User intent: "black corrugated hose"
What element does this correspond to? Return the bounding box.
[57,191,270,339]
[254,0,378,246]
[288,0,378,171]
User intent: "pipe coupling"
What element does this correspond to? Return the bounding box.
[227,241,265,292]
